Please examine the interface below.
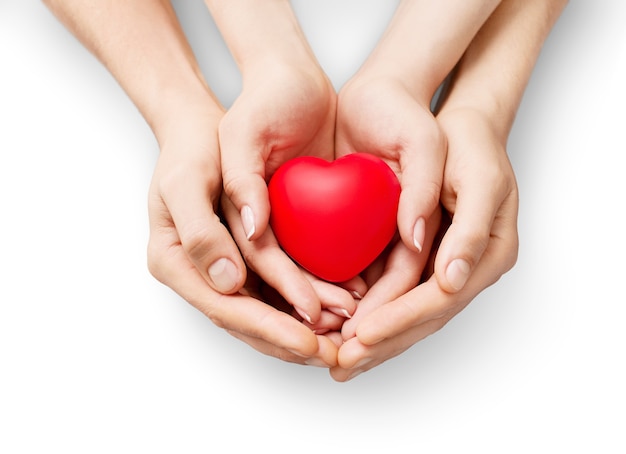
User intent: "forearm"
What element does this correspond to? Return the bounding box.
[43,0,222,141]
[438,0,569,140]
[359,0,502,102]
[204,0,318,73]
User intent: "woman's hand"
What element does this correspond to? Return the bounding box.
[331,108,519,381]
[206,0,358,324]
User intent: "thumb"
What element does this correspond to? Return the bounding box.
[155,171,247,295]
[434,185,503,293]
[219,120,271,242]
[396,130,446,255]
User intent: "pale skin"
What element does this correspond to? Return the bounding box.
[331,0,569,381]
[203,0,364,328]
[42,0,356,368]
[42,0,568,379]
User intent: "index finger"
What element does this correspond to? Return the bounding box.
[152,232,319,358]
[355,228,516,346]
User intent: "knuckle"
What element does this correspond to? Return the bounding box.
[240,246,263,274]
[178,220,220,263]
[503,233,520,273]
[221,168,246,199]
[459,226,492,267]
[421,179,443,211]
[481,160,516,197]
[203,305,226,330]
[146,237,168,284]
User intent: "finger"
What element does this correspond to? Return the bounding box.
[396,117,446,255]
[333,315,453,382]
[341,209,441,340]
[303,269,358,319]
[218,112,271,242]
[149,230,319,358]
[331,337,375,382]
[322,331,344,349]
[340,241,422,341]
[435,173,519,293]
[221,194,322,324]
[151,169,246,295]
[228,330,339,368]
[356,225,517,346]
[302,309,347,335]
[337,275,369,301]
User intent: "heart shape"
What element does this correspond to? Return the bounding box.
[268,153,401,282]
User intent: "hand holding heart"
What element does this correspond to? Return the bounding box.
[46,0,555,381]
[220,74,450,373]
[214,18,482,375]
[219,67,518,381]
[210,1,525,380]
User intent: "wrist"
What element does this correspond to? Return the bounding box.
[206,0,318,74]
[357,0,502,105]
[353,58,435,108]
[436,0,569,141]
[149,87,224,150]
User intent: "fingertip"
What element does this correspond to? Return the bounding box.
[396,182,440,254]
[240,205,256,240]
[207,256,246,294]
[412,216,426,253]
[286,328,319,358]
[441,258,471,293]
[355,318,385,346]
[223,171,271,241]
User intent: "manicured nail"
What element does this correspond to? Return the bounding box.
[350,290,363,300]
[412,217,426,253]
[241,205,255,240]
[446,258,470,291]
[327,307,352,319]
[208,257,239,293]
[296,309,313,325]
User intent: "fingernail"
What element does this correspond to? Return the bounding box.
[296,309,313,325]
[446,258,470,291]
[287,348,307,358]
[329,307,352,319]
[413,217,426,253]
[350,290,363,300]
[353,357,372,368]
[208,257,240,293]
[241,205,255,240]
[346,369,365,381]
[304,357,328,368]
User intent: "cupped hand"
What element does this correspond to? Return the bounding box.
[330,108,519,382]
[335,75,446,256]
[218,59,353,324]
[146,102,338,367]
[147,102,246,295]
[219,60,337,239]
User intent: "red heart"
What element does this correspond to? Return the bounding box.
[268,153,401,282]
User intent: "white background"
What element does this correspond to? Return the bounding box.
[2,1,625,452]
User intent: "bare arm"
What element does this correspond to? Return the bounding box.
[358,0,503,102]
[43,0,223,139]
[42,0,341,366]
[438,0,570,139]
[333,0,569,382]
